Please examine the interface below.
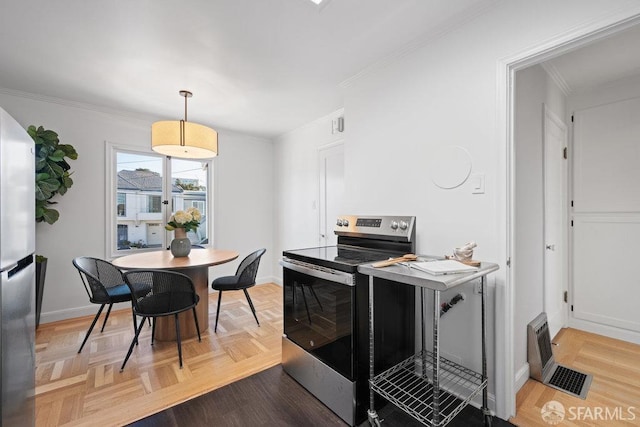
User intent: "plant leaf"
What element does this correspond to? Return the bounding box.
[41,207,60,225]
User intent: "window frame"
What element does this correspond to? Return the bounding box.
[105,141,214,259]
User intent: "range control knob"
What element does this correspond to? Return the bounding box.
[336,219,343,226]
[343,219,349,227]
[399,221,408,230]
[390,221,399,230]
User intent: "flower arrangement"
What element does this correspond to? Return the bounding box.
[165,207,202,233]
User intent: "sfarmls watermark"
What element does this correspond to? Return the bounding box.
[541,400,636,425]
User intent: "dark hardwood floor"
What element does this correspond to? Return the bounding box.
[128,364,345,426]
[129,365,514,427]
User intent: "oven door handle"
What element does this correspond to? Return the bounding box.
[280,258,355,286]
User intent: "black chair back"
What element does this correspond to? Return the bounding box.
[123,270,198,316]
[72,257,126,304]
[235,248,266,287]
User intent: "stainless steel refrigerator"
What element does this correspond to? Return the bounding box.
[0,107,36,426]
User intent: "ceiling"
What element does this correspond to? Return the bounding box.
[0,0,496,138]
[3,2,638,138]
[541,23,640,94]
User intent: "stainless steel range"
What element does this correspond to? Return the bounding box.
[281,215,417,426]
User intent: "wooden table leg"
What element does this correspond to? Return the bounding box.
[154,267,209,341]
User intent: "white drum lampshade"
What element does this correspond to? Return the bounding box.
[151,90,218,159]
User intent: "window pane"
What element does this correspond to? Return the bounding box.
[116,152,164,251]
[171,158,209,245]
[117,193,126,217]
[147,195,162,213]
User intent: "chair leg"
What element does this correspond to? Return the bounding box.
[307,285,323,311]
[192,307,201,342]
[298,285,312,324]
[151,318,156,345]
[101,303,114,332]
[243,289,260,327]
[78,304,105,353]
[214,291,222,333]
[120,316,147,372]
[175,314,183,368]
[131,307,139,346]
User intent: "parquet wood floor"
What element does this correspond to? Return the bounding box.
[35,283,283,427]
[510,328,640,426]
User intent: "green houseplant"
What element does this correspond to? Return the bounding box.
[28,125,78,327]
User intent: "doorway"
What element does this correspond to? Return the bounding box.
[504,13,640,419]
[318,142,345,247]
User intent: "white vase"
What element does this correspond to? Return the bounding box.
[170,228,191,257]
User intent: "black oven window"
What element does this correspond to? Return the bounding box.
[284,268,355,379]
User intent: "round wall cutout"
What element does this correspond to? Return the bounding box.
[429,146,472,189]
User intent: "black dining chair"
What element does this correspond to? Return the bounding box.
[72,257,151,353]
[120,269,201,370]
[211,248,266,333]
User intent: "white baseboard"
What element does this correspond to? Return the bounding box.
[568,318,640,345]
[39,301,131,325]
[271,277,282,286]
[515,363,530,393]
[40,277,282,325]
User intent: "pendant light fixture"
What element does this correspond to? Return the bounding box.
[151,90,218,159]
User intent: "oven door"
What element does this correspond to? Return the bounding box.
[281,258,356,380]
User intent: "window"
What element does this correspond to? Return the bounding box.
[107,143,213,257]
[117,224,129,249]
[147,195,162,213]
[117,193,126,217]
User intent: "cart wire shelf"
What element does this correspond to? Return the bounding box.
[369,349,487,427]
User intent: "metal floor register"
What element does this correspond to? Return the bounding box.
[527,313,592,399]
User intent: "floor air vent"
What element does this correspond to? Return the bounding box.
[527,313,592,399]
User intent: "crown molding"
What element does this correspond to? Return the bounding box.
[540,62,572,96]
[274,107,344,141]
[339,0,500,89]
[0,86,159,124]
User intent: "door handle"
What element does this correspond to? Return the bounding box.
[546,244,555,251]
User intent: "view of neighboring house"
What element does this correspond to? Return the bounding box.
[116,169,207,249]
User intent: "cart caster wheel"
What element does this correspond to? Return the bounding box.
[367,409,382,427]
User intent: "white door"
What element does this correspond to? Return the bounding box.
[319,142,345,247]
[543,106,568,339]
[572,98,640,337]
[147,223,163,247]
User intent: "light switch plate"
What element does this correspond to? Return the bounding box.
[471,173,485,194]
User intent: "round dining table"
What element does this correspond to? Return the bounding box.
[112,248,239,341]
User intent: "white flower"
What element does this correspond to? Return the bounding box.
[165,207,201,232]
[186,207,202,222]
[173,210,192,225]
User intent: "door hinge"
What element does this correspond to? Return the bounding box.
[563,147,568,159]
[571,305,574,312]
[571,200,574,207]
[571,115,574,122]
[563,291,568,303]
[571,220,574,227]
[506,257,511,267]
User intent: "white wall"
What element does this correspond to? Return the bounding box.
[272,108,345,282]
[273,0,640,418]
[513,65,566,391]
[213,130,274,279]
[0,91,274,323]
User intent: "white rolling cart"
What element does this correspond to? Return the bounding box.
[358,259,499,427]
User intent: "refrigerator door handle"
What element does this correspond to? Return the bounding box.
[3,263,19,273]
[8,255,33,278]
